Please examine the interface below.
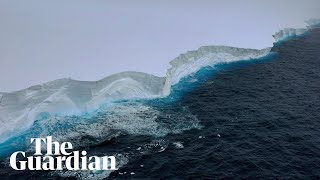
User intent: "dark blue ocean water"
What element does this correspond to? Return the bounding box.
[1,27,320,179]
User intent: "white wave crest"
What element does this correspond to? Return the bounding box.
[32,102,201,148]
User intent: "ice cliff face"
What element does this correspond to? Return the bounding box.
[0,93,3,103]
[272,28,308,42]
[306,18,320,27]
[0,72,165,142]
[4,18,320,142]
[273,18,320,43]
[0,46,273,143]
[163,46,271,95]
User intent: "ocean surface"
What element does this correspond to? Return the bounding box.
[1,27,320,179]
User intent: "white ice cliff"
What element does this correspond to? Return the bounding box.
[2,18,320,143]
[0,72,165,142]
[272,28,308,42]
[272,18,320,43]
[163,46,271,95]
[0,46,272,143]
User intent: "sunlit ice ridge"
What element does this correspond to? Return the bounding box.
[0,19,319,152]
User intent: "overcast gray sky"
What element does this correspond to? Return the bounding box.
[1,0,320,92]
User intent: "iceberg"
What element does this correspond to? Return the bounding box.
[0,46,272,143]
[5,18,320,143]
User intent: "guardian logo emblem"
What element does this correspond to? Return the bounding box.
[10,136,117,171]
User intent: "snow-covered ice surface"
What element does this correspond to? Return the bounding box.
[1,19,319,144]
[0,46,273,143]
[273,28,308,42]
[272,18,320,43]
[1,19,320,179]
[163,46,271,95]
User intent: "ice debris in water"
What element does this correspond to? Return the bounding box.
[172,142,184,149]
[144,139,169,153]
[21,102,201,152]
[52,153,129,180]
[159,147,166,152]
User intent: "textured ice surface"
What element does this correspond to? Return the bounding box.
[272,18,320,43]
[306,18,320,27]
[163,46,271,95]
[0,72,165,142]
[18,20,320,142]
[0,46,274,143]
[272,28,308,42]
[2,20,319,143]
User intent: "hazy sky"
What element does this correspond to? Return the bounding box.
[1,0,320,92]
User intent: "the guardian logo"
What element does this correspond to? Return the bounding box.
[10,136,117,171]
